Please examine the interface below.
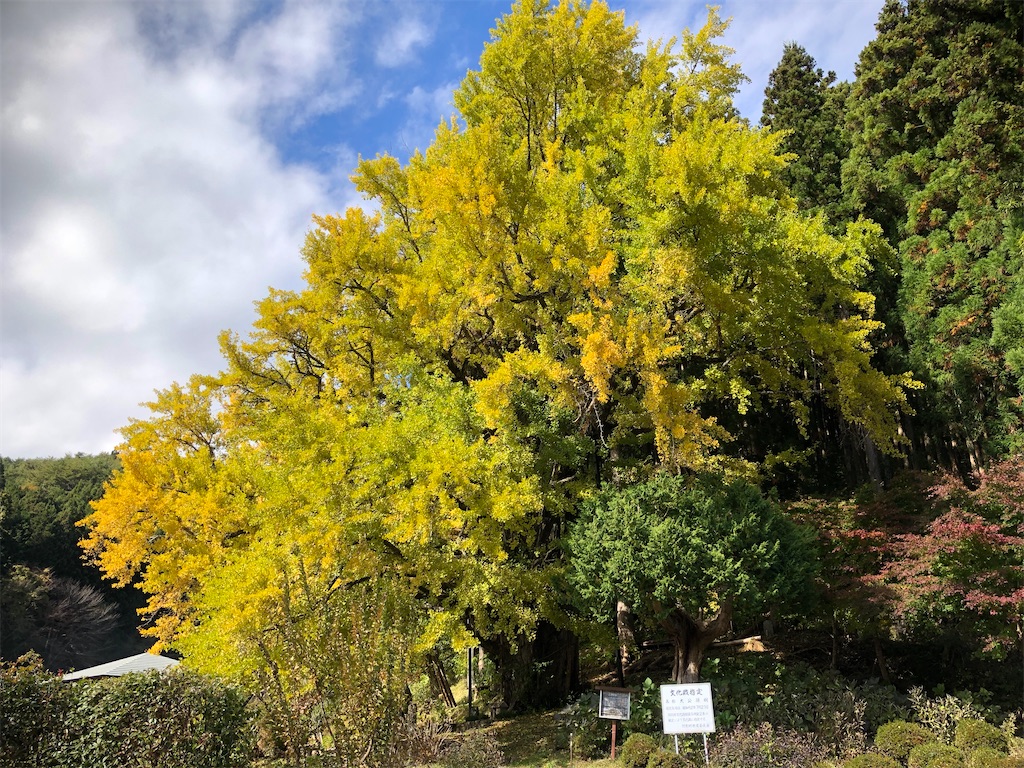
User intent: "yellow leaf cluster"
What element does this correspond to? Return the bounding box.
[80,0,916,684]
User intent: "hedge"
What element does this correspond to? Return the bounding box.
[1,654,253,768]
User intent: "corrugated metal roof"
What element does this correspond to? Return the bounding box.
[62,652,180,680]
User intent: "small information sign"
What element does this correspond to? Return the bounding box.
[597,688,631,721]
[660,683,716,734]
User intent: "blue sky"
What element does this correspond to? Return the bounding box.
[0,0,884,458]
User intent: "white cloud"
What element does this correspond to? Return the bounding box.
[398,82,459,154]
[0,1,357,458]
[375,14,434,68]
[625,0,882,121]
[0,0,886,459]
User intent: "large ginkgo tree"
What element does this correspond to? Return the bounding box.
[82,0,913,746]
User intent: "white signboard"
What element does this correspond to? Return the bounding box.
[661,683,716,734]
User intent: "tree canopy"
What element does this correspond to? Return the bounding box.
[80,0,918,729]
[760,42,850,227]
[567,474,816,682]
[843,0,1024,468]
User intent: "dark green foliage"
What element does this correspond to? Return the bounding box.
[701,647,902,746]
[621,732,658,768]
[0,565,119,672]
[568,474,817,682]
[0,454,144,669]
[709,723,828,768]
[0,652,76,768]
[874,720,933,761]
[843,754,902,768]
[843,0,1024,464]
[761,43,851,225]
[0,454,118,582]
[0,656,253,768]
[956,719,1007,753]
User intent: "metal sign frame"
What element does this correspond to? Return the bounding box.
[596,687,632,721]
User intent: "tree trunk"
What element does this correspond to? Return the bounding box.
[479,621,579,712]
[873,635,892,685]
[660,603,733,683]
[616,599,636,682]
[425,650,456,708]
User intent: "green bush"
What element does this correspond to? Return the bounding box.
[559,692,608,759]
[624,678,663,739]
[704,655,904,739]
[646,749,687,768]
[969,747,1015,768]
[928,750,966,768]
[874,720,933,761]
[957,719,1008,753]
[620,733,658,768]
[0,653,77,768]
[908,687,995,743]
[909,742,959,768]
[65,668,254,768]
[0,657,253,768]
[842,754,902,768]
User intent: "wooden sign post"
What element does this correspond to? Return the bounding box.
[596,687,631,759]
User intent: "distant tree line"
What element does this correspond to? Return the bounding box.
[0,454,147,671]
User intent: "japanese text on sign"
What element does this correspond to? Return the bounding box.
[660,683,716,734]
[597,688,631,721]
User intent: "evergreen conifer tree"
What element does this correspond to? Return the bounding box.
[761,42,850,226]
[843,0,1024,468]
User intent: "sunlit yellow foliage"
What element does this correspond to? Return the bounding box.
[81,0,914,706]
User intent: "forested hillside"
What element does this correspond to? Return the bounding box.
[2,1,1020,765]
[0,454,147,671]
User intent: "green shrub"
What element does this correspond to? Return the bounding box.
[968,754,1024,768]
[969,747,1015,768]
[624,678,666,740]
[646,749,687,768]
[63,669,254,768]
[0,653,77,768]
[0,658,253,768]
[620,733,658,768]
[874,720,933,761]
[559,692,608,759]
[928,750,966,768]
[909,742,958,768]
[957,719,1008,753]
[909,687,994,743]
[842,754,902,768]
[703,655,904,740]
